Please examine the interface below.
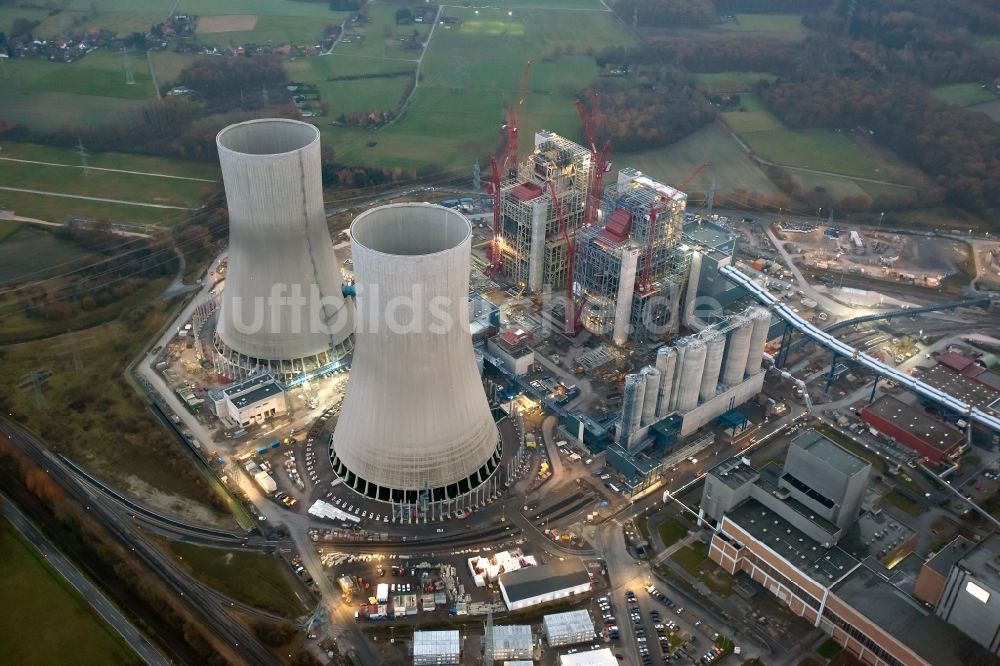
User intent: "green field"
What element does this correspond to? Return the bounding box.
[333,5,431,59]
[0,141,219,179]
[657,517,689,549]
[694,71,776,92]
[670,541,733,597]
[285,56,415,119]
[196,14,345,49]
[622,122,782,201]
[65,0,342,18]
[971,99,1000,121]
[721,93,785,133]
[0,224,95,284]
[167,541,307,618]
[717,14,807,34]
[0,525,138,666]
[930,83,996,107]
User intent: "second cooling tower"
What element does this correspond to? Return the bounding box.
[330,204,501,504]
[214,119,354,379]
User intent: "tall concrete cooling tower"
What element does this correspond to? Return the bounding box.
[330,204,501,507]
[214,119,354,380]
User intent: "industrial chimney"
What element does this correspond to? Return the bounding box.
[330,204,501,514]
[213,119,354,380]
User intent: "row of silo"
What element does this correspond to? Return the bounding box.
[675,338,706,412]
[745,307,771,376]
[721,315,752,386]
[699,329,726,403]
[655,346,676,418]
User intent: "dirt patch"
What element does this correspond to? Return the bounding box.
[197,15,258,34]
[124,474,236,528]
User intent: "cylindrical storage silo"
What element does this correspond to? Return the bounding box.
[655,346,676,417]
[745,307,771,376]
[675,338,706,412]
[699,329,726,404]
[721,316,752,386]
[621,373,646,446]
[214,119,354,380]
[641,366,661,425]
[330,204,500,504]
[668,337,689,412]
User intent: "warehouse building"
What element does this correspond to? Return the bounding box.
[860,395,966,462]
[488,625,533,661]
[412,630,460,665]
[558,647,618,666]
[934,534,1000,656]
[498,560,591,611]
[210,372,287,427]
[542,609,595,647]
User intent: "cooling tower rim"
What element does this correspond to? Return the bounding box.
[350,202,472,259]
[216,118,319,157]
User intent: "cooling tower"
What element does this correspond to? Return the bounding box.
[213,119,354,379]
[641,366,661,425]
[721,316,752,386]
[699,329,725,404]
[745,307,771,376]
[668,337,689,412]
[330,204,500,504]
[655,346,676,417]
[675,338,706,412]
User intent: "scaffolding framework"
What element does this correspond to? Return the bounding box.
[497,131,591,293]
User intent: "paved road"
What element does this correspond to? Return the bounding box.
[0,185,197,209]
[2,497,170,666]
[764,226,852,317]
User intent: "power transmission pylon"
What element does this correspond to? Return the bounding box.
[76,139,91,176]
[122,48,135,85]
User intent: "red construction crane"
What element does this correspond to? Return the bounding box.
[636,162,709,293]
[575,95,613,229]
[545,179,581,335]
[486,156,503,277]
[501,60,533,177]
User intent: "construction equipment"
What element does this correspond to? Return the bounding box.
[501,60,533,177]
[486,156,503,277]
[545,179,583,335]
[575,95,613,230]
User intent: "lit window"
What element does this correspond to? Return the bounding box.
[966,581,990,603]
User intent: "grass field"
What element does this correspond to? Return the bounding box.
[657,517,689,549]
[64,0,342,18]
[334,5,430,59]
[930,83,996,107]
[147,51,201,87]
[166,541,307,618]
[717,14,807,34]
[0,524,138,666]
[721,93,785,133]
[285,56,415,118]
[0,225,96,284]
[970,99,1000,121]
[196,14,344,49]
[693,71,776,92]
[622,122,782,200]
[670,541,733,597]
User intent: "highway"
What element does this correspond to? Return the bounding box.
[0,417,280,666]
[722,264,1000,434]
[1,497,171,666]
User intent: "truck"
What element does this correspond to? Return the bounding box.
[254,471,277,494]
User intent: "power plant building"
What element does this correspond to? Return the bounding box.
[213,119,354,380]
[330,204,503,520]
[497,131,592,293]
[210,372,287,427]
[575,168,690,344]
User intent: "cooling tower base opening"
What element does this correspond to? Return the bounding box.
[326,418,524,523]
[213,333,353,383]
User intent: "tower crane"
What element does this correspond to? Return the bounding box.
[500,60,533,177]
[575,95,612,230]
[486,156,503,277]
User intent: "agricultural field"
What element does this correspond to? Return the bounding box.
[930,83,997,107]
[716,14,807,34]
[721,93,785,133]
[333,4,430,59]
[0,224,95,285]
[63,0,341,18]
[195,14,343,49]
[166,541,307,618]
[285,56,415,119]
[693,71,776,93]
[0,526,137,666]
[621,122,781,202]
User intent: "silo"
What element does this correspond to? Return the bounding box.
[745,307,772,376]
[330,204,500,505]
[655,346,677,417]
[721,316,752,386]
[675,338,707,412]
[214,119,354,380]
[699,329,726,404]
[668,337,689,413]
[641,366,661,425]
[621,373,646,446]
